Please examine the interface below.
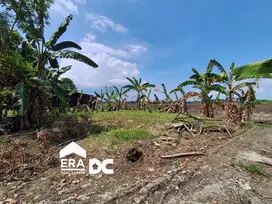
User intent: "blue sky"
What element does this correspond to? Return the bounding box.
[48,0,272,99]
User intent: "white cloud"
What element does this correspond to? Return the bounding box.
[86,13,128,33]
[83,32,96,42]
[255,79,272,94]
[61,34,143,88]
[125,45,148,55]
[80,35,147,59]
[51,0,86,16]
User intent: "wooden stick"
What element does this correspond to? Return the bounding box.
[184,124,196,137]
[223,124,232,137]
[199,122,203,134]
[160,151,205,159]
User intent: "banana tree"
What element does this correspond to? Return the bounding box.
[141,88,153,111]
[179,60,225,117]
[30,14,98,77]
[170,85,188,114]
[94,89,105,111]
[105,86,117,111]
[232,59,272,80]
[113,86,128,110]
[235,85,256,122]
[161,83,172,106]
[211,60,256,121]
[124,77,155,110]
[15,14,98,122]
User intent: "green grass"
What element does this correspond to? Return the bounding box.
[243,163,267,175]
[105,128,153,146]
[109,129,152,141]
[80,110,177,147]
[92,110,176,128]
[0,138,11,146]
[231,159,267,176]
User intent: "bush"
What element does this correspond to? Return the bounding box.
[36,114,91,145]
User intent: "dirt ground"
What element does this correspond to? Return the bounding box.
[0,111,272,204]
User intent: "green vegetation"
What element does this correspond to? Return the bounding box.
[231,159,267,176]
[92,110,176,127]
[109,129,152,142]
[243,163,267,175]
[1,0,272,135]
[255,100,272,104]
[0,138,11,146]
[0,1,98,129]
[233,59,272,79]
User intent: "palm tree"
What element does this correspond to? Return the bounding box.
[179,60,225,117]
[211,60,256,121]
[124,77,155,110]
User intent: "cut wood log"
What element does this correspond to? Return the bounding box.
[160,151,205,159]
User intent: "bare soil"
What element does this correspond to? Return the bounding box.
[1,106,272,204]
[1,121,272,204]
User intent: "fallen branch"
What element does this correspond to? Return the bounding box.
[183,124,196,137]
[160,151,205,159]
[223,124,232,137]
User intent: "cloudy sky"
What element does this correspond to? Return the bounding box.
[47,0,272,99]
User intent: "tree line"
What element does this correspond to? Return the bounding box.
[1,0,272,131]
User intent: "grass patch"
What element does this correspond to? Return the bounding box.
[109,129,152,142]
[92,110,176,128]
[231,159,267,176]
[0,138,11,146]
[108,129,152,146]
[243,163,267,175]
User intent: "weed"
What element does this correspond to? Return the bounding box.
[231,159,267,176]
[243,163,267,175]
[0,138,11,145]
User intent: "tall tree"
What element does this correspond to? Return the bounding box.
[59,77,77,92]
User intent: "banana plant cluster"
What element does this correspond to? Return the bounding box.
[124,77,155,110]
[1,0,98,128]
[94,86,128,111]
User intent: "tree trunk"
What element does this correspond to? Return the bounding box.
[201,96,209,117]
[137,91,141,110]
